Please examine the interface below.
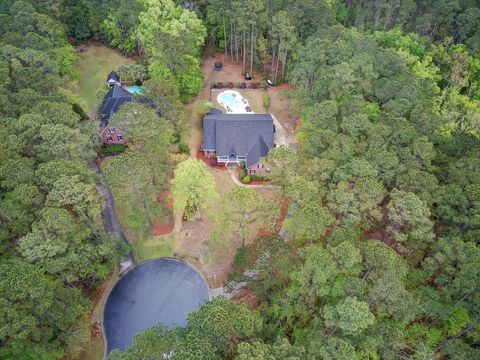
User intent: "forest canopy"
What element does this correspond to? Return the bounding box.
[0,0,479,359]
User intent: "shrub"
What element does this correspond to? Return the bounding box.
[135,79,143,86]
[224,82,229,87]
[102,144,127,155]
[217,82,224,89]
[251,174,265,181]
[178,141,190,154]
[250,83,258,89]
[228,82,234,88]
[239,161,246,168]
[240,82,246,89]
[210,158,218,166]
[263,91,270,110]
[242,175,251,184]
[240,169,247,179]
[72,102,87,119]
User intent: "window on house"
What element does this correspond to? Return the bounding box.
[117,135,124,141]
[250,170,256,174]
[106,136,113,141]
[109,127,115,133]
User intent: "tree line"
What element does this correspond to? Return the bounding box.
[0,1,122,358]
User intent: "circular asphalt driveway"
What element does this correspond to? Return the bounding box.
[103,258,209,354]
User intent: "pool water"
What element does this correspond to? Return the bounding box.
[217,90,253,113]
[127,85,144,95]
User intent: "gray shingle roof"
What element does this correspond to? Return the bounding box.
[107,71,120,83]
[101,85,134,120]
[203,113,274,167]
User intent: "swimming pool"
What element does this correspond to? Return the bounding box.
[217,90,253,113]
[127,85,144,95]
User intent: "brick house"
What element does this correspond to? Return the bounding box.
[202,110,275,174]
[99,84,134,145]
[100,125,127,144]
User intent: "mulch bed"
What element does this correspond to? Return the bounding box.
[91,322,102,338]
[152,221,174,236]
[196,150,227,170]
[256,227,274,237]
[276,197,289,228]
[152,190,175,236]
[236,166,271,185]
[96,157,106,166]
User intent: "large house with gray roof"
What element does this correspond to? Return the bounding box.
[202,111,275,174]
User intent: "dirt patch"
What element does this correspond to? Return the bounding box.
[231,289,259,309]
[268,86,298,134]
[173,218,244,288]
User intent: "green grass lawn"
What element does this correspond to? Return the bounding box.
[69,43,134,115]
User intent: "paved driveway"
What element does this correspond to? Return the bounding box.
[103,258,209,354]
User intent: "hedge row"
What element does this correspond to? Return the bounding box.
[212,82,266,90]
[101,144,127,155]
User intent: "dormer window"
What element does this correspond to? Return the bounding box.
[109,127,115,134]
[117,135,124,141]
[106,136,113,141]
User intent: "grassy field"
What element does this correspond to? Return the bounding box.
[69,43,134,115]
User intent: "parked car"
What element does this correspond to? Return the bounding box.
[266,79,275,87]
[214,62,223,71]
[244,73,252,80]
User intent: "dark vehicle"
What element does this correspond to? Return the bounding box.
[244,73,252,80]
[214,62,223,71]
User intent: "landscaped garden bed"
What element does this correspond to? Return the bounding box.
[195,150,228,170]
[212,82,264,90]
[237,162,271,185]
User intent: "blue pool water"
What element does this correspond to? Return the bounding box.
[222,93,244,109]
[219,91,252,113]
[127,85,144,95]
